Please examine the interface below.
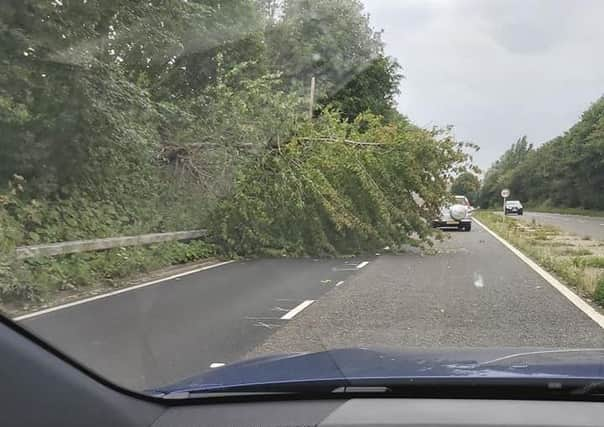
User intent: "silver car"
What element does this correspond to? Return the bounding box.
[432,195,473,231]
[504,200,523,215]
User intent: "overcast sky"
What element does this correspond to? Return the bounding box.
[361,0,604,169]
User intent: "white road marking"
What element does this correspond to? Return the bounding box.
[473,218,604,329]
[210,362,225,368]
[245,316,282,320]
[335,280,345,287]
[280,300,315,320]
[473,273,484,288]
[13,260,236,321]
[356,261,369,269]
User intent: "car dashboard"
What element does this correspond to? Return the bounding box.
[152,398,604,427]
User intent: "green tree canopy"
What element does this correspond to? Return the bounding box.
[480,97,604,210]
[480,136,533,207]
[266,0,383,98]
[322,55,403,122]
[451,172,480,205]
[0,0,480,302]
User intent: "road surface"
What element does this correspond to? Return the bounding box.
[20,221,604,390]
[21,257,372,389]
[511,211,604,240]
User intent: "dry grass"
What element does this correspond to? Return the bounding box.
[556,248,593,256]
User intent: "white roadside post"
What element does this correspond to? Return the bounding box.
[309,76,316,119]
[501,188,510,219]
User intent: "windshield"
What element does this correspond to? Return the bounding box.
[1,0,603,397]
[455,196,470,206]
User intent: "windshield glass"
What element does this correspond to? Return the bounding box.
[1,0,603,396]
[455,196,470,206]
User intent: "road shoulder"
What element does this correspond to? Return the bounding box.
[473,216,604,328]
[475,212,604,316]
[246,225,604,358]
[5,258,228,319]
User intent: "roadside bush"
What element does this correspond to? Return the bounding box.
[595,277,604,306]
[3,186,210,247]
[557,248,593,257]
[0,192,30,302]
[572,256,604,269]
[0,240,216,305]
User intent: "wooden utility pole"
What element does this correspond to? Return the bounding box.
[309,76,316,119]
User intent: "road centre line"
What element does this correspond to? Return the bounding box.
[280,300,315,320]
[473,218,604,329]
[13,260,235,322]
[356,261,369,269]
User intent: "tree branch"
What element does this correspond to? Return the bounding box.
[298,137,387,146]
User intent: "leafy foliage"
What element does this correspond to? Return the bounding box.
[1,240,215,305]
[267,0,383,98]
[595,277,604,306]
[322,56,403,122]
[211,112,472,256]
[0,0,474,304]
[480,136,532,207]
[451,172,480,205]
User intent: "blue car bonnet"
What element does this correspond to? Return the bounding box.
[152,347,604,395]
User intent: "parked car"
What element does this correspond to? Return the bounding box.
[504,200,523,215]
[432,195,472,231]
[455,195,473,211]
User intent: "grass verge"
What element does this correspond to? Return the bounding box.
[0,239,217,312]
[475,211,604,307]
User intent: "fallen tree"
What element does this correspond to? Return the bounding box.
[210,112,475,256]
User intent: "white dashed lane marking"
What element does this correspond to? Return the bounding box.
[280,300,315,320]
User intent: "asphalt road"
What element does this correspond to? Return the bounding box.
[509,211,604,240]
[21,257,372,390]
[21,221,604,391]
[249,222,604,356]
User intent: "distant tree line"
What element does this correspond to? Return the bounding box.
[480,97,604,210]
